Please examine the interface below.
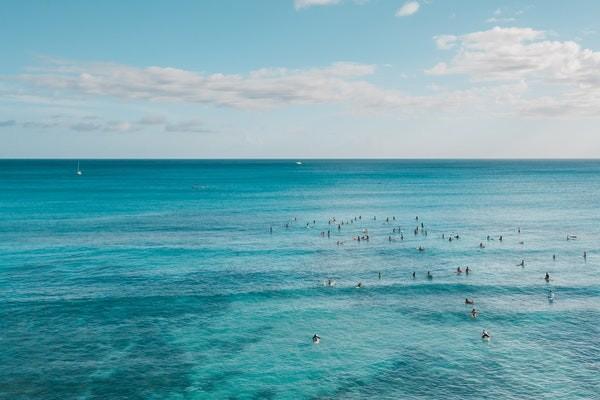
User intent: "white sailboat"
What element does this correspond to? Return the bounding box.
[76,161,83,176]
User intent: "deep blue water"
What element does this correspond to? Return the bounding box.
[0,160,599,399]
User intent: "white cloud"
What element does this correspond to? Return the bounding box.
[396,1,420,17]
[14,58,522,120]
[434,35,457,50]
[485,17,516,23]
[165,120,210,133]
[427,27,600,84]
[294,0,340,10]
[13,24,600,121]
[70,121,102,132]
[485,7,522,24]
[20,60,396,110]
[427,26,600,115]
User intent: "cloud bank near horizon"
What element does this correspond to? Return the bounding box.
[7,26,600,123]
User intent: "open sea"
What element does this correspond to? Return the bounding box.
[0,159,599,400]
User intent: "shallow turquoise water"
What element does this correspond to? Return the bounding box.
[0,160,599,399]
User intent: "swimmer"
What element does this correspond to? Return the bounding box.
[479,242,485,249]
[465,266,470,275]
[427,271,433,280]
[412,271,416,279]
[553,254,556,261]
[312,334,320,344]
[378,272,381,280]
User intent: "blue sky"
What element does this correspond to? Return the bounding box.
[1,0,600,158]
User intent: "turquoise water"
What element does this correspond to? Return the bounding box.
[1,160,599,399]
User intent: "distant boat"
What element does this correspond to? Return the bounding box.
[296,161,303,165]
[76,161,83,176]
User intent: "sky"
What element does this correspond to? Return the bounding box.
[1,0,600,158]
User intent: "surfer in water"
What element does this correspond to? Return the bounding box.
[465,266,470,275]
[544,272,550,282]
[470,308,479,318]
[427,271,433,280]
[356,282,363,288]
[456,267,463,274]
[481,329,491,340]
[312,334,320,344]
[465,298,475,305]
[518,259,525,267]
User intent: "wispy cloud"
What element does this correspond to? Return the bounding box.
[396,1,420,17]
[485,17,515,23]
[10,57,521,121]
[165,120,210,133]
[19,60,393,110]
[0,119,16,127]
[70,121,103,132]
[485,7,521,24]
[17,113,210,134]
[434,35,457,50]
[138,115,167,125]
[294,0,340,10]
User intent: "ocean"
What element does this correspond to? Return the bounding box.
[0,160,599,399]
